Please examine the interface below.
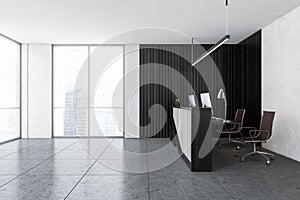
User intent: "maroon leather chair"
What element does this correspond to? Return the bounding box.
[217,109,246,148]
[240,111,276,165]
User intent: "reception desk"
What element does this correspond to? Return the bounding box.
[173,106,212,171]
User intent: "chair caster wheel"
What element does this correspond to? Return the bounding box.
[266,160,270,165]
[240,158,245,162]
[271,156,275,160]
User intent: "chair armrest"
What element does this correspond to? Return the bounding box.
[242,127,256,130]
[224,122,242,131]
[225,121,241,125]
[249,130,270,141]
[238,127,256,138]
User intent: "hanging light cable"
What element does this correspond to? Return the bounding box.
[192,0,230,66]
[225,0,229,35]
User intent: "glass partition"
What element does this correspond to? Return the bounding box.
[0,35,20,143]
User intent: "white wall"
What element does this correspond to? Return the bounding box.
[22,44,52,138]
[262,5,300,162]
[124,44,140,138]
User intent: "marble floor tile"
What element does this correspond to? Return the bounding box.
[107,139,147,153]
[67,175,149,200]
[88,159,148,175]
[26,159,95,175]
[87,161,125,175]
[66,141,109,150]
[0,174,81,200]
[0,140,40,150]
[1,149,60,160]
[0,160,42,175]
[89,159,148,174]
[99,150,147,160]
[148,157,191,174]
[25,139,78,150]
[0,175,18,187]
[0,150,18,158]
[77,138,112,147]
[146,138,171,152]
[147,145,182,173]
[149,173,233,200]
[53,149,104,160]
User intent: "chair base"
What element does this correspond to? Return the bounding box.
[240,143,275,165]
[218,134,245,148]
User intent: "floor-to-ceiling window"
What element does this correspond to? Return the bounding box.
[0,35,20,143]
[53,45,124,137]
[53,46,89,137]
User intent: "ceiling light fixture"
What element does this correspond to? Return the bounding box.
[192,0,230,66]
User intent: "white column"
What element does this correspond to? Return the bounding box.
[26,44,52,138]
[124,44,140,138]
[21,44,28,138]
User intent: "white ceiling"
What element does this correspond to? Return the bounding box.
[1,0,300,44]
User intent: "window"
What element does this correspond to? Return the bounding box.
[53,45,124,137]
[53,46,89,136]
[0,35,20,143]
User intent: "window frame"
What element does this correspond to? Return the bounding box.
[0,33,22,144]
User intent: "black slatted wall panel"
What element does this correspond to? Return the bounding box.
[238,30,262,127]
[139,31,261,138]
[139,45,198,138]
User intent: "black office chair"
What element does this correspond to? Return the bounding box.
[239,111,276,165]
[216,109,246,148]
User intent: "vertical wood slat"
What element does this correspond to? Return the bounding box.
[239,30,262,127]
[139,31,261,138]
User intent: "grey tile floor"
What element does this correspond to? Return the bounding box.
[0,138,299,200]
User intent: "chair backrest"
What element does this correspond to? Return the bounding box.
[235,109,245,124]
[259,111,276,140]
[231,109,245,131]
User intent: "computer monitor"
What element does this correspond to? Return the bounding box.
[200,92,212,108]
[188,95,196,107]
